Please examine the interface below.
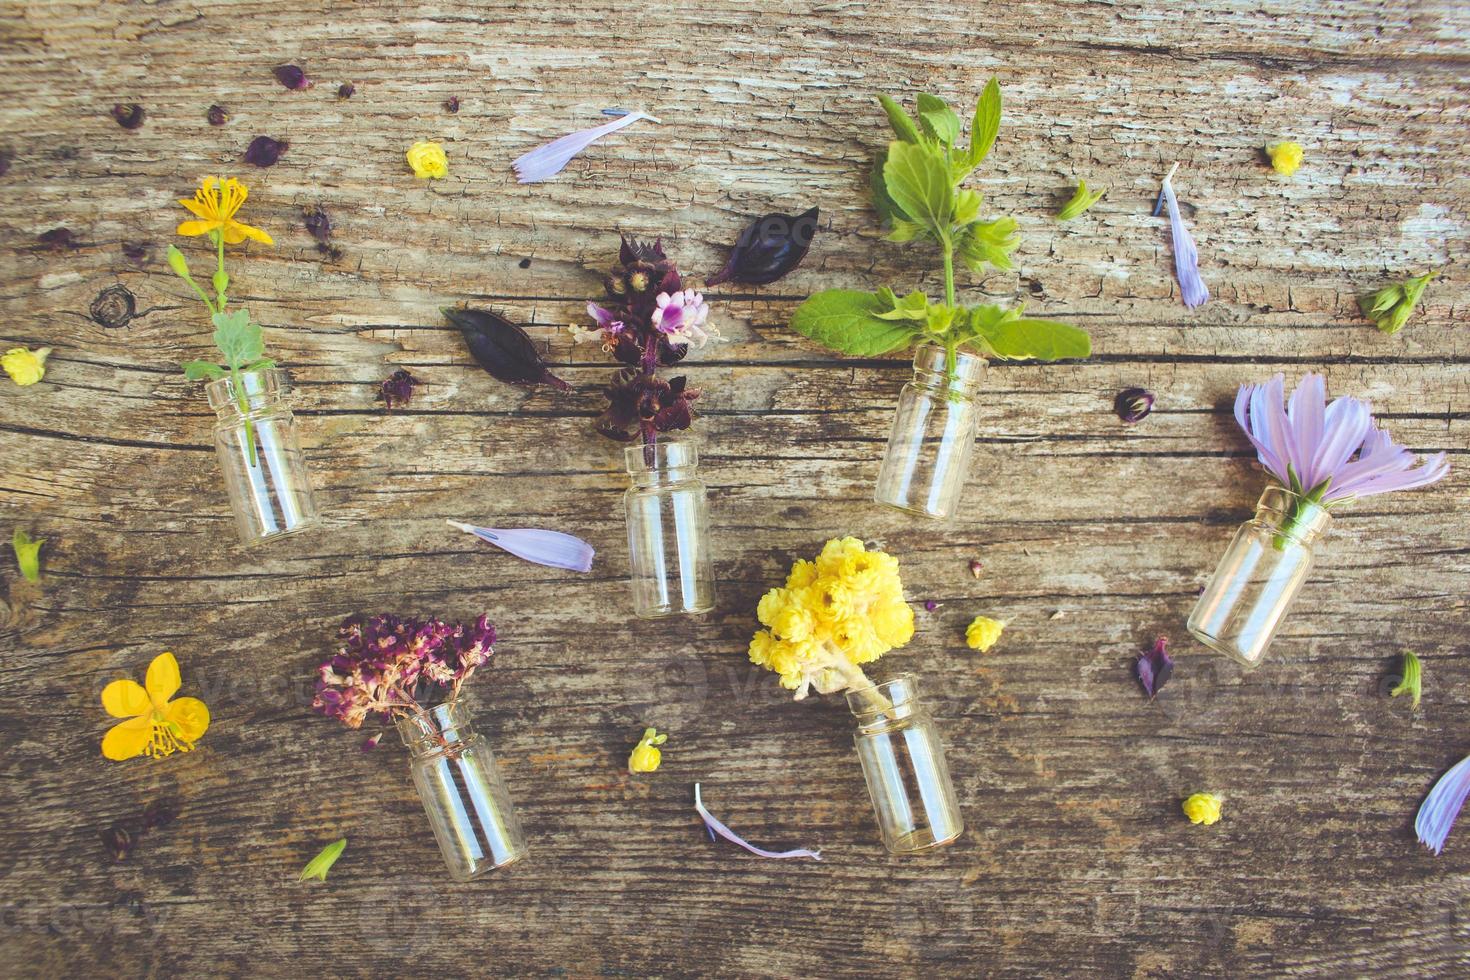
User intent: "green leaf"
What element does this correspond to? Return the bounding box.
[973,313,1091,361]
[299,838,347,882]
[883,140,954,237]
[1057,179,1107,221]
[967,78,1001,168]
[957,216,1019,273]
[211,309,265,370]
[873,290,930,321]
[884,218,925,243]
[876,94,922,144]
[182,361,226,381]
[1361,270,1438,335]
[790,290,922,356]
[12,528,43,583]
[242,358,277,373]
[1359,285,1402,319]
[1389,651,1422,711]
[870,152,900,225]
[953,188,983,227]
[915,93,960,146]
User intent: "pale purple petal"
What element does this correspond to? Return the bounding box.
[1417,753,1470,855]
[447,520,594,572]
[694,783,821,861]
[1161,167,1209,308]
[512,111,654,183]
[1327,450,1449,502]
[1287,373,1326,488]
[1308,397,1374,493]
[1235,381,1288,482]
[587,302,618,329]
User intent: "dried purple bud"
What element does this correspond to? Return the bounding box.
[923,600,939,612]
[142,799,179,831]
[206,104,228,126]
[244,136,288,167]
[337,83,355,100]
[707,207,819,286]
[101,823,134,861]
[378,369,422,410]
[302,205,332,244]
[121,241,150,263]
[444,307,571,391]
[111,103,145,129]
[443,96,460,113]
[272,64,312,90]
[1114,387,1155,424]
[1137,637,1174,699]
[0,149,12,177]
[968,559,983,579]
[361,732,382,752]
[37,227,77,251]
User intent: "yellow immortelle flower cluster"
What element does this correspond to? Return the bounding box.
[749,537,915,699]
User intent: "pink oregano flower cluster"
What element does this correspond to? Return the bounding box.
[312,614,496,731]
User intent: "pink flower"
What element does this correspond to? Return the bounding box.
[651,289,719,347]
[570,302,627,345]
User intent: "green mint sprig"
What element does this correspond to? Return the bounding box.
[794,81,1090,375]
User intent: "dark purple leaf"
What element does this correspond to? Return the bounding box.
[377,369,422,410]
[443,307,570,391]
[1137,636,1174,699]
[244,136,288,167]
[1115,387,1155,424]
[272,64,312,90]
[206,104,228,126]
[303,205,332,244]
[707,206,819,286]
[111,103,145,129]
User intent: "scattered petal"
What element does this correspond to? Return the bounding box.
[377,369,422,410]
[512,110,657,184]
[707,207,819,286]
[142,799,179,831]
[298,838,347,882]
[1114,387,1155,423]
[1182,792,1223,825]
[628,727,668,773]
[3,347,51,387]
[1266,141,1303,176]
[302,205,332,244]
[1137,636,1174,699]
[1417,754,1470,855]
[244,136,288,167]
[965,616,1004,652]
[694,783,820,860]
[444,306,571,391]
[405,140,448,179]
[1159,163,1209,308]
[1389,651,1422,711]
[206,104,228,126]
[111,103,145,130]
[272,64,312,90]
[447,520,594,573]
[12,528,43,582]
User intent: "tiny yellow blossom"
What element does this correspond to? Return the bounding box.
[1182,792,1223,826]
[406,140,449,179]
[965,616,1004,652]
[3,346,50,386]
[100,651,210,760]
[1266,141,1303,176]
[628,727,667,773]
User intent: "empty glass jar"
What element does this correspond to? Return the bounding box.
[206,369,319,545]
[623,439,716,618]
[874,344,986,520]
[1188,486,1332,669]
[846,674,964,854]
[395,699,528,882]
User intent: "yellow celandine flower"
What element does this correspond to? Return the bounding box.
[749,537,915,699]
[1182,792,1223,826]
[1266,141,1304,176]
[628,727,668,773]
[100,652,210,761]
[406,140,449,179]
[176,176,274,245]
[965,616,1004,652]
[2,346,50,386]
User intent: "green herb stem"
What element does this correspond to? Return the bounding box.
[230,364,259,468]
[215,231,227,310]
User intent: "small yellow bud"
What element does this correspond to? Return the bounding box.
[1266,141,1304,176]
[405,140,449,179]
[628,727,667,774]
[1182,792,1223,826]
[965,616,1004,652]
[2,347,51,386]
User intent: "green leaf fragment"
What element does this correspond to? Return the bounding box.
[790,290,922,356]
[1057,179,1107,221]
[1389,651,1421,711]
[957,216,1019,273]
[211,309,265,369]
[182,361,227,381]
[1359,271,1437,335]
[299,838,347,882]
[12,529,43,583]
[973,313,1092,361]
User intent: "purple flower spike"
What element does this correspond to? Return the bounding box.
[694,783,821,861]
[1137,636,1174,699]
[1160,163,1209,308]
[1234,373,1449,503]
[244,136,288,167]
[512,110,658,184]
[1417,753,1470,855]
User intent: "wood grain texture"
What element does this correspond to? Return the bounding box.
[1,1,1468,976]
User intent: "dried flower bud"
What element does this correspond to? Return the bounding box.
[1114,387,1155,423]
[142,799,178,831]
[1182,792,1223,826]
[378,369,422,410]
[443,96,460,113]
[302,205,332,244]
[1137,636,1174,699]
[37,227,77,251]
[101,822,134,860]
[206,104,228,126]
[923,600,939,612]
[111,103,145,129]
[361,732,382,751]
[244,136,288,167]
[968,559,983,579]
[272,64,312,90]
[337,83,355,99]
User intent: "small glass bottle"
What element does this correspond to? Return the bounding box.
[874,343,986,521]
[1188,486,1332,670]
[395,699,529,882]
[206,369,319,546]
[623,439,716,618]
[845,674,964,855]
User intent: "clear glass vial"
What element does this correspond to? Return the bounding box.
[874,343,986,521]
[623,439,716,618]
[846,674,964,854]
[206,369,319,545]
[1188,486,1332,670]
[395,699,529,882]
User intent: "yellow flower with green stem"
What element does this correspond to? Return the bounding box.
[100,651,210,760]
[168,176,277,465]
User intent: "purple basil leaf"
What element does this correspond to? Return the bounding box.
[1136,637,1174,699]
[707,206,819,286]
[272,65,312,90]
[443,307,570,391]
[244,136,288,167]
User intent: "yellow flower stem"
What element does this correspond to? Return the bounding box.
[831,656,892,718]
[214,230,227,310]
[182,270,218,317]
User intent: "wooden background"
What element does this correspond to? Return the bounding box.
[1,1,1467,976]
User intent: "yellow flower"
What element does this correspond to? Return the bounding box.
[965,616,1004,652]
[100,652,210,760]
[176,176,273,245]
[785,559,818,590]
[2,346,50,386]
[1182,792,1223,826]
[870,598,915,647]
[406,140,449,179]
[1266,141,1303,176]
[770,602,815,643]
[628,727,667,773]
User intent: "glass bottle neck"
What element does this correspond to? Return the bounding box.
[911,344,985,398]
[625,439,700,488]
[206,368,288,419]
[395,700,476,758]
[846,674,925,734]
[1254,485,1331,546]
